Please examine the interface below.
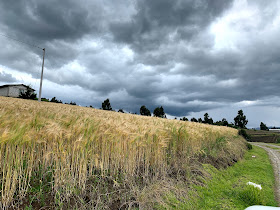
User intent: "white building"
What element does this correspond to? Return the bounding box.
[269,129,280,133]
[0,84,35,98]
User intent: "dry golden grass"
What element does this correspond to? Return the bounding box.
[0,96,246,208]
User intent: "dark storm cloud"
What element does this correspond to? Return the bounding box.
[110,0,233,52]
[0,0,94,41]
[0,0,280,120]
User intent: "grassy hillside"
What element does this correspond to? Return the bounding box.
[0,97,246,209]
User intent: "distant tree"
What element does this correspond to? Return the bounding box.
[234,110,248,129]
[191,117,198,122]
[50,97,62,103]
[215,118,229,126]
[222,118,229,126]
[19,85,37,100]
[102,99,112,111]
[118,109,124,113]
[198,118,203,123]
[180,117,188,121]
[153,106,166,118]
[69,101,76,105]
[203,113,213,124]
[140,105,151,116]
[203,113,209,123]
[260,122,269,131]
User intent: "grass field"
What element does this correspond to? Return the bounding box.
[0,97,247,208]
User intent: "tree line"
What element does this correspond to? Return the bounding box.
[20,88,271,130]
[101,98,249,129]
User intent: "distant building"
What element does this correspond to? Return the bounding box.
[0,84,35,98]
[269,129,280,133]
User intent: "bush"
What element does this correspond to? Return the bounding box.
[246,143,253,150]
[19,86,37,100]
[238,129,251,141]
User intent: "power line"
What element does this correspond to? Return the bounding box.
[0,33,43,50]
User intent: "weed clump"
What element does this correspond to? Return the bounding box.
[238,185,265,206]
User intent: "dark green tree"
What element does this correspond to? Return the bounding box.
[153,106,166,118]
[19,86,37,100]
[222,118,229,126]
[191,117,198,122]
[140,105,151,116]
[102,99,112,111]
[118,109,124,113]
[180,117,188,121]
[203,113,214,124]
[260,122,269,131]
[198,118,203,123]
[50,97,62,103]
[234,110,248,128]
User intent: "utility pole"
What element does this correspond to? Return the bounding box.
[38,48,45,102]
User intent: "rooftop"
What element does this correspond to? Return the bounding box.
[0,84,35,91]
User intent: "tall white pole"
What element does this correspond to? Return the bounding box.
[38,48,45,102]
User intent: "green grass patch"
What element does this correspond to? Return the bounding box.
[159,146,278,209]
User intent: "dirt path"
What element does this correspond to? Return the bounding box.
[251,142,280,205]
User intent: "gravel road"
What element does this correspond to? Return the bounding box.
[251,142,280,205]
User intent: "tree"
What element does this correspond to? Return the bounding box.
[140,105,151,116]
[191,117,198,122]
[118,109,124,113]
[215,118,229,126]
[222,118,228,126]
[19,85,37,100]
[260,122,269,131]
[203,113,209,123]
[234,110,248,128]
[198,118,203,123]
[50,97,62,103]
[203,113,213,124]
[180,117,188,121]
[153,106,166,118]
[102,99,112,111]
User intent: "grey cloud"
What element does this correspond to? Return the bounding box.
[0,0,93,42]
[0,71,18,83]
[110,0,233,50]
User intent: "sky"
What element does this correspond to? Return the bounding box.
[0,0,280,128]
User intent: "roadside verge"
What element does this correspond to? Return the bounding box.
[159,145,278,209]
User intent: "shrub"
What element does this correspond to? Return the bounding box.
[246,143,253,150]
[238,129,251,141]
